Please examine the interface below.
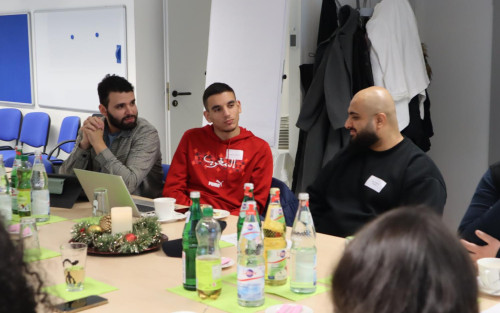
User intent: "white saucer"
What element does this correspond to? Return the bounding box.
[221,257,234,269]
[157,212,186,223]
[213,209,230,219]
[478,277,500,296]
[265,304,313,313]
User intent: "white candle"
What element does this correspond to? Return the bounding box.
[111,206,133,235]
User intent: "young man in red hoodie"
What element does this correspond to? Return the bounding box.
[163,82,273,215]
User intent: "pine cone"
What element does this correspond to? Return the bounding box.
[99,215,112,232]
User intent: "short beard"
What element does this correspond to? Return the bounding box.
[107,112,138,131]
[349,129,379,150]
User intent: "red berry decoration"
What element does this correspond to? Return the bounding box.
[79,228,86,234]
[125,233,137,242]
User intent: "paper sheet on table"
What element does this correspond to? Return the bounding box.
[221,233,238,246]
[483,303,500,313]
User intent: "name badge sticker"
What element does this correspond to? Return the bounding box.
[364,175,387,193]
[226,149,243,160]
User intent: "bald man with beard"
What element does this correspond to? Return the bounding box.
[308,87,446,237]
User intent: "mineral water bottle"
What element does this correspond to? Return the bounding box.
[0,155,11,226]
[195,205,222,299]
[17,155,32,217]
[182,191,202,290]
[237,202,265,307]
[263,187,287,286]
[237,183,256,241]
[10,146,22,215]
[290,193,317,294]
[31,151,50,222]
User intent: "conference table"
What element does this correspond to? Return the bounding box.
[33,201,500,313]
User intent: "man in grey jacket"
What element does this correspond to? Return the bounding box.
[59,74,163,198]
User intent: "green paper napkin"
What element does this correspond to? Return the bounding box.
[24,247,61,263]
[168,283,282,313]
[73,216,102,224]
[317,276,332,285]
[219,240,234,248]
[264,280,329,301]
[45,277,118,302]
[11,215,68,225]
[222,273,329,301]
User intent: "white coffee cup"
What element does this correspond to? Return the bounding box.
[478,258,500,291]
[154,197,176,220]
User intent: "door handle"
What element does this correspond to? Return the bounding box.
[172,90,192,97]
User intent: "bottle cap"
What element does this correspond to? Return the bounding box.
[270,187,280,195]
[244,182,254,189]
[190,191,200,198]
[202,205,213,217]
[298,193,309,200]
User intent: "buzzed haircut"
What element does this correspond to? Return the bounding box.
[98,74,134,108]
[202,82,235,109]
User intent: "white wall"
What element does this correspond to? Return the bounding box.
[0,0,166,160]
[295,0,495,230]
[414,0,493,230]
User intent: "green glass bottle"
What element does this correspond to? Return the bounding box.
[182,191,202,290]
[17,155,32,217]
[237,183,255,242]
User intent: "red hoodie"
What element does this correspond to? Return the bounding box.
[163,125,273,215]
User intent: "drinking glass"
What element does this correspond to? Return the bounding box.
[20,217,40,261]
[93,188,109,217]
[60,242,87,291]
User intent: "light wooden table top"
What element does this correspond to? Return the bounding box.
[33,202,500,312]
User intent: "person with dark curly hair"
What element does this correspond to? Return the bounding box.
[332,207,478,313]
[0,218,50,312]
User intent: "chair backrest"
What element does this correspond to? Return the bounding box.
[0,108,22,144]
[18,112,51,152]
[162,164,170,183]
[57,116,80,154]
[266,177,299,226]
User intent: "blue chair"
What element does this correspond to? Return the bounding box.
[162,164,170,183]
[6,116,80,174]
[263,177,299,226]
[44,116,81,169]
[0,112,50,161]
[0,108,22,150]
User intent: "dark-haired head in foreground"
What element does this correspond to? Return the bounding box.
[0,219,50,312]
[332,206,478,313]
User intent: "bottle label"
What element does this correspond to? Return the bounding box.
[195,257,221,291]
[242,222,260,240]
[291,253,317,287]
[237,264,265,301]
[266,249,287,280]
[32,190,50,216]
[239,202,248,218]
[270,205,285,223]
[17,189,31,213]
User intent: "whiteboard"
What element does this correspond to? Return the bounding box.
[205,0,287,148]
[34,6,127,112]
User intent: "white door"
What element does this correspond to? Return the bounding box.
[164,0,211,162]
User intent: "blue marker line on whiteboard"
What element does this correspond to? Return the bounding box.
[70,34,74,40]
[95,32,99,38]
[115,45,121,64]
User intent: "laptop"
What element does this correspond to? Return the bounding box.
[48,173,84,208]
[73,168,156,217]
